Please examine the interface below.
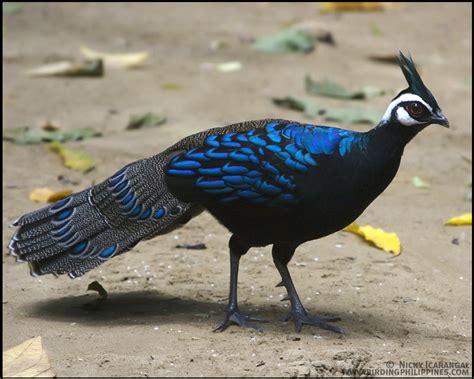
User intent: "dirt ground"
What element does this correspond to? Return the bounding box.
[3,3,472,377]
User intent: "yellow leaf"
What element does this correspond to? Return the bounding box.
[30,188,72,203]
[80,45,149,68]
[320,2,399,12]
[48,141,95,173]
[26,60,103,77]
[3,336,55,377]
[344,222,401,256]
[446,212,472,225]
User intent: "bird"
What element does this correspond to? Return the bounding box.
[9,52,449,334]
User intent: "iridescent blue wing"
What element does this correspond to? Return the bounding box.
[165,120,364,207]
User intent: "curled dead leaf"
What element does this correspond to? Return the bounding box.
[26,60,103,77]
[87,280,108,300]
[80,46,149,68]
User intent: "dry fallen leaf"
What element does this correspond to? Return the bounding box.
[80,45,149,68]
[344,222,401,256]
[30,188,72,203]
[48,141,95,173]
[320,2,399,12]
[26,60,103,77]
[216,61,242,72]
[446,213,472,226]
[3,336,55,377]
[82,281,108,310]
[87,280,108,300]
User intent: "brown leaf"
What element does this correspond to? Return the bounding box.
[3,336,55,377]
[87,280,108,300]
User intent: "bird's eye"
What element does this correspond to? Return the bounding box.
[407,102,424,116]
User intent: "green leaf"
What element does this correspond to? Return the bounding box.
[126,112,167,130]
[464,76,472,88]
[254,29,316,54]
[3,2,22,15]
[161,82,183,90]
[370,21,383,37]
[305,76,386,100]
[272,96,383,124]
[3,126,102,144]
[411,176,431,189]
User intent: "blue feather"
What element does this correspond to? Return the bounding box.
[167,169,195,177]
[129,204,143,218]
[99,244,117,259]
[259,181,282,195]
[221,141,241,148]
[248,135,267,146]
[196,179,226,189]
[139,208,152,220]
[205,148,229,160]
[50,197,72,212]
[120,193,134,207]
[198,167,223,176]
[71,241,88,256]
[172,160,201,169]
[222,163,248,175]
[112,181,128,193]
[229,151,250,162]
[205,135,220,147]
[55,209,73,222]
[154,207,166,219]
[115,187,131,201]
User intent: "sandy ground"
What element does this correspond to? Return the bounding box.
[3,3,472,377]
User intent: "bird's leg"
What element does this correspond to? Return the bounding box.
[214,235,266,332]
[272,243,345,334]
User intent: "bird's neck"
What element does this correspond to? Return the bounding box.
[366,121,424,159]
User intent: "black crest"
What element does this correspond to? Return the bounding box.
[398,52,440,110]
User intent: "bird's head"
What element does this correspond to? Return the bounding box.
[381,52,449,129]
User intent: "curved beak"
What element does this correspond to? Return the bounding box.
[431,111,450,128]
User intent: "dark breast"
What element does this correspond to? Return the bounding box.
[205,152,402,247]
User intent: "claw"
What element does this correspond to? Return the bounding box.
[283,311,345,334]
[275,281,285,287]
[213,310,267,333]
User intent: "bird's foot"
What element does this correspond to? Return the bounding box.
[283,311,345,334]
[213,309,267,333]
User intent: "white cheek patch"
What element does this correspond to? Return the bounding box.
[396,107,423,126]
[382,93,433,123]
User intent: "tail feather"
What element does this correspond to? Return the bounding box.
[9,153,196,278]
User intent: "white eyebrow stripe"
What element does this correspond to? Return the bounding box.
[382,93,433,122]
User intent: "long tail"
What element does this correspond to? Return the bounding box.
[9,153,197,278]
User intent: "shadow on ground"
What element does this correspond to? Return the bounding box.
[25,290,439,339]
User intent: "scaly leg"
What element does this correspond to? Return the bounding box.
[273,243,345,334]
[214,235,266,332]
